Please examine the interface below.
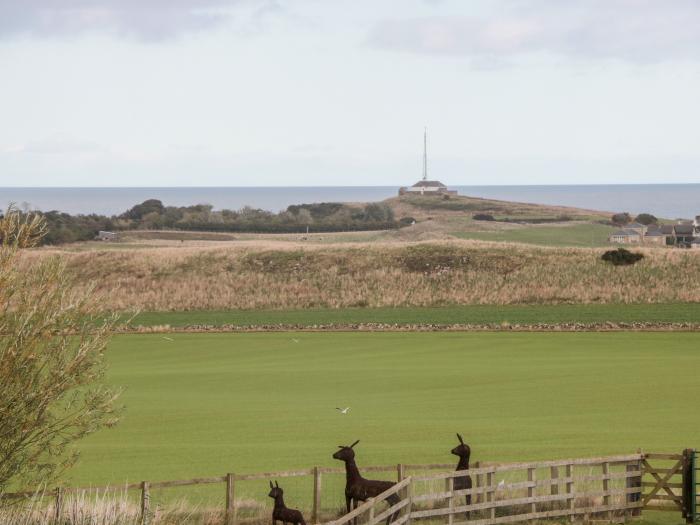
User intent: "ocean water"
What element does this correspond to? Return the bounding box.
[1,185,699,220]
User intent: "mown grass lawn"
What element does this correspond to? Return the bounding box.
[452,223,615,247]
[130,303,700,327]
[74,332,699,485]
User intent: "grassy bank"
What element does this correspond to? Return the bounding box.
[130,303,700,327]
[452,223,614,247]
[25,242,700,311]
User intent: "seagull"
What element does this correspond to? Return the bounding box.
[162,336,174,342]
[291,338,300,343]
[336,407,350,414]
[497,480,505,490]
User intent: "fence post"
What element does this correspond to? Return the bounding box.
[566,464,574,523]
[487,470,495,520]
[226,473,236,525]
[528,467,536,518]
[682,449,695,524]
[368,497,375,525]
[446,476,454,525]
[475,461,482,504]
[313,467,322,524]
[551,466,559,496]
[397,464,405,482]
[53,487,63,525]
[627,456,642,518]
[140,481,150,525]
[602,462,611,523]
[406,478,413,525]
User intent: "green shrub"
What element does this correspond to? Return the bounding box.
[601,248,644,266]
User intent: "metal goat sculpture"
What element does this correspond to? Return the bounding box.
[332,440,401,524]
[451,433,473,517]
[268,480,306,525]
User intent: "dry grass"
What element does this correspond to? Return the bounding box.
[20,239,700,312]
[0,489,223,525]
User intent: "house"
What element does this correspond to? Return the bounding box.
[694,215,700,233]
[609,229,642,244]
[672,224,695,246]
[691,239,700,250]
[400,180,457,196]
[643,230,666,246]
[657,224,695,247]
[96,231,118,242]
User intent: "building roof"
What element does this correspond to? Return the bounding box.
[644,230,665,237]
[611,229,640,237]
[412,180,447,188]
[674,224,695,235]
[660,225,674,235]
[626,222,646,229]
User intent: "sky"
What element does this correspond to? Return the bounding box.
[0,0,699,187]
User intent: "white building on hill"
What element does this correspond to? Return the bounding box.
[399,129,457,196]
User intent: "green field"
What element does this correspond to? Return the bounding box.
[73,331,699,485]
[452,223,614,247]
[130,303,700,327]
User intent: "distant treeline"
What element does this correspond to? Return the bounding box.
[21,199,402,245]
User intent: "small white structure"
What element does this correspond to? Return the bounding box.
[398,128,458,196]
[96,231,118,242]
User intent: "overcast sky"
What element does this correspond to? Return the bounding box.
[1,0,699,187]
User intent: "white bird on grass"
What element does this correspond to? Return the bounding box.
[291,338,300,343]
[162,336,174,342]
[497,480,506,490]
[336,407,350,414]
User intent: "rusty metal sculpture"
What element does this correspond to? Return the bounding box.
[268,480,306,525]
[332,440,400,524]
[451,433,473,518]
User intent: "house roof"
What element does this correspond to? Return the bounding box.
[626,222,646,229]
[644,230,665,237]
[412,180,447,188]
[660,225,674,234]
[611,229,640,237]
[674,224,695,235]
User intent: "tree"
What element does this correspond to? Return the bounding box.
[611,212,632,226]
[0,206,121,493]
[634,213,658,225]
[122,199,165,221]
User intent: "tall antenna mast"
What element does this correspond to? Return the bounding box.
[423,127,428,181]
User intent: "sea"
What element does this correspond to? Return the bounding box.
[1,185,699,220]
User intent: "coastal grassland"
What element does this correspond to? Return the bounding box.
[66,332,699,492]
[130,303,700,327]
[23,241,700,311]
[451,223,615,247]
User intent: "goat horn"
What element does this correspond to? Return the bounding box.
[270,481,274,488]
[350,440,360,448]
[457,433,464,445]
[275,481,279,488]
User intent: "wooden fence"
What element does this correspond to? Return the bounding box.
[2,452,694,525]
[329,454,645,525]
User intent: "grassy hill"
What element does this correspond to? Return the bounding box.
[24,241,700,312]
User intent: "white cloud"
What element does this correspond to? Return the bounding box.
[0,0,283,41]
[368,0,700,63]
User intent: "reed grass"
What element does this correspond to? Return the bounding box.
[23,241,700,312]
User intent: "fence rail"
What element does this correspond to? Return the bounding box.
[1,452,693,525]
